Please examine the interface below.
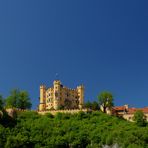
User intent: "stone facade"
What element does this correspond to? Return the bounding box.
[38,80,84,111]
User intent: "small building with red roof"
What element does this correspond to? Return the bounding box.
[111,105,148,121]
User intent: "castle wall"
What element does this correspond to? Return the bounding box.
[39,80,84,111]
[38,109,87,115]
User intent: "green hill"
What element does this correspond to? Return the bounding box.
[0,111,148,148]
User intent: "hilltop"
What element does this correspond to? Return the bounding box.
[0,110,148,148]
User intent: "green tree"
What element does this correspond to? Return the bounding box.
[17,91,32,109]
[5,89,20,108]
[85,101,92,109]
[133,110,146,127]
[98,91,114,113]
[91,101,99,111]
[5,89,32,110]
[64,99,72,109]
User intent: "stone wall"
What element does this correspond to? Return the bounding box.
[38,109,87,115]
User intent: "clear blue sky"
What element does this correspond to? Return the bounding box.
[0,1,148,109]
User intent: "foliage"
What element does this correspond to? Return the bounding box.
[98,91,114,113]
[91,101,99,110]
[5,89,19,108]
[0,89,148,147]
[0,111,148,147]
[84,101,99,110]
[17,91,32,109]
[0,95,4,110]
[133,110,146,127]
[5,89,32,109]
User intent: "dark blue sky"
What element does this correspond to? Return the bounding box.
[0,1,148,109]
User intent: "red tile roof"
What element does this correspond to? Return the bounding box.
[113,106,126,111]
[122,107,148,114]
[141,108,148,113]
[113,106,148,114]
[127,108,137,114]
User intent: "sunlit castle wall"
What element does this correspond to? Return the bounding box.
[38,80,84,111]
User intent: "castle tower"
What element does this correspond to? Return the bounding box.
[77,85,84,109]
[53,80,61,110]
[38,80,85,111]
[39,85,46,111]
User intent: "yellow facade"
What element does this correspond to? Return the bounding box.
[39,80,84,111]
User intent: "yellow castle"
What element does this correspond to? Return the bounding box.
[39,80,84,111]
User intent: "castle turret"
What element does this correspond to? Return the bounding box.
[38,80,85,111]
[53,80,61,110]
[39,85,46,111]
[77,85,84,109]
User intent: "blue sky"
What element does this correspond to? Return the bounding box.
[0,1,148,109]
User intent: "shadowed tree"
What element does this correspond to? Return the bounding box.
[85,101,99,110]
[98,91,114,113]
[91,101,99,111]
[0,95,4,110]
[64,99,72,109]
[84,101,92,109]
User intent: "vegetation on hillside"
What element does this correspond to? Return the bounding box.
[0,90,148,147]
[0,111,148,148]
[133,110,147,127]
[2,89,32,110]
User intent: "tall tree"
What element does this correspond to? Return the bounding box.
[5,89,32,109]
[98,91,114,113]
[133,110,146,127]
[6,89,20,108]
[17,91,32,110]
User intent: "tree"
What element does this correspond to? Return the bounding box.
[0,95,4,110]
[5,89,20,108]
[17,91,32,109]
[133,110,146,127]
[91,101,99,111]
[98,91,114,113]
[85,101,99,111]
[64,99,72,109]
[84,101,92,109]
[5,89,32,110]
